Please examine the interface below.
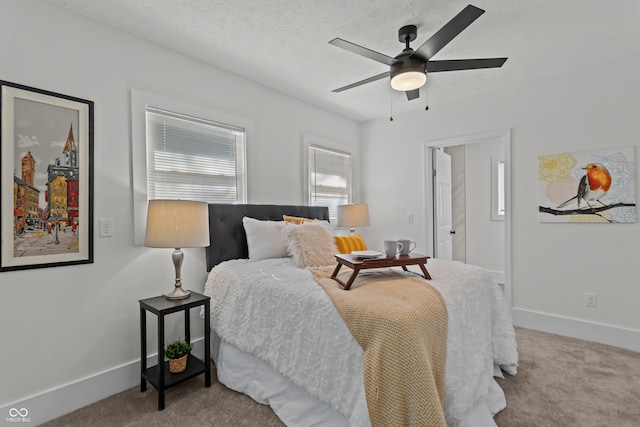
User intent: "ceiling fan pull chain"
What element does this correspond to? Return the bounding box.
[425,84,429,111]
[389,89,394,121]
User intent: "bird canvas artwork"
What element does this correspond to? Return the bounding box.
[538,147,636,223]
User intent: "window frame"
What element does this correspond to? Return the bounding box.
[132,90,251,245]
[303,134,353,223]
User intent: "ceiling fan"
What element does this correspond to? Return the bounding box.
[329,4,507,101]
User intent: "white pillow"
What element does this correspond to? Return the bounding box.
[242,217,288,261]
[319,220,336,235]
[284,222,338,268]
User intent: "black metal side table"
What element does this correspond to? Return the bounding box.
[139,291,211,410]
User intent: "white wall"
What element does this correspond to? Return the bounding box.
[361,5,640,350]
[0,1,360,422]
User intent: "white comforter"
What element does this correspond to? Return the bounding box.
[204,257,518,426]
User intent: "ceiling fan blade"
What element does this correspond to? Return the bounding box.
[413,4,485,60]
[427,57,507,72]
[332,71,390,92]
[329,38,397,66]
[405,89,420,100]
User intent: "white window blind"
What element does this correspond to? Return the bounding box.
[308,145,352,221]
[145,107,246,203]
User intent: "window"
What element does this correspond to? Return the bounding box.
[492,158,505,220]
[307,145,352,221]
[131,89,253,245]
[145,107,246,203]
[497,161,505,216]
[132,91,251,245]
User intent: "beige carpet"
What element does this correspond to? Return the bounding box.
[41,327,640,427]
[494,328,640,427]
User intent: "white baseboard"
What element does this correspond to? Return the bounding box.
[1,338,205,425]
[512,308,640,353]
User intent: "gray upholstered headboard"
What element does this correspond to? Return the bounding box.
[206,204,330,271]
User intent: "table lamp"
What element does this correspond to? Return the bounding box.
[336,204,370,236]
[144,199,210,300]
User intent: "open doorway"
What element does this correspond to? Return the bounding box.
[424,129,512,306]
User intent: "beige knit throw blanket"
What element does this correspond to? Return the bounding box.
[312,268,448,427]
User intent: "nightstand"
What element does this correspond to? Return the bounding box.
[139,291,211,410]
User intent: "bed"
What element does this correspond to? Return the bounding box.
[203,203,518,426]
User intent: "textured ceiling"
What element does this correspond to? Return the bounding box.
[43,0,636,121]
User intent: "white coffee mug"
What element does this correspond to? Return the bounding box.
[384,240,404,257]
[398,239,416,255]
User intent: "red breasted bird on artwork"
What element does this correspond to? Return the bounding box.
[557,163,612,209]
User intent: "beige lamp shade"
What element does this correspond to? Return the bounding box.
[336,204,370,228]
[144,199,210,248]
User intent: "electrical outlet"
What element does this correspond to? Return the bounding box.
[99,218,114,237]
[407,213,414,224]
[585,292,597,308]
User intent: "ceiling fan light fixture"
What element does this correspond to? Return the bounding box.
[390,57,427,92]
[390,70,427,91]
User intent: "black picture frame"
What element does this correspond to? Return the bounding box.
[1,80,94,271]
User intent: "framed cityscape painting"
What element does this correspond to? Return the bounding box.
[0,80,94,271]
[538,146,636,223]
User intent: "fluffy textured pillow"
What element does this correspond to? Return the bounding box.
[242,217,288,261]
[284,222,338,268]
[334,234,368,254]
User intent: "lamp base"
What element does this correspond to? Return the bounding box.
[165,248,190,300]
[164,286,191,300]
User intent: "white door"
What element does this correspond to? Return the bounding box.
[433,148,453,260]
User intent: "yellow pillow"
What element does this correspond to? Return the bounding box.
[334,234,368,254]
[283,214,315,225]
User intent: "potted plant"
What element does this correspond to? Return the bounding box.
[165,339,192,373]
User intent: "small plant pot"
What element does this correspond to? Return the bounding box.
[169,355,187,373]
